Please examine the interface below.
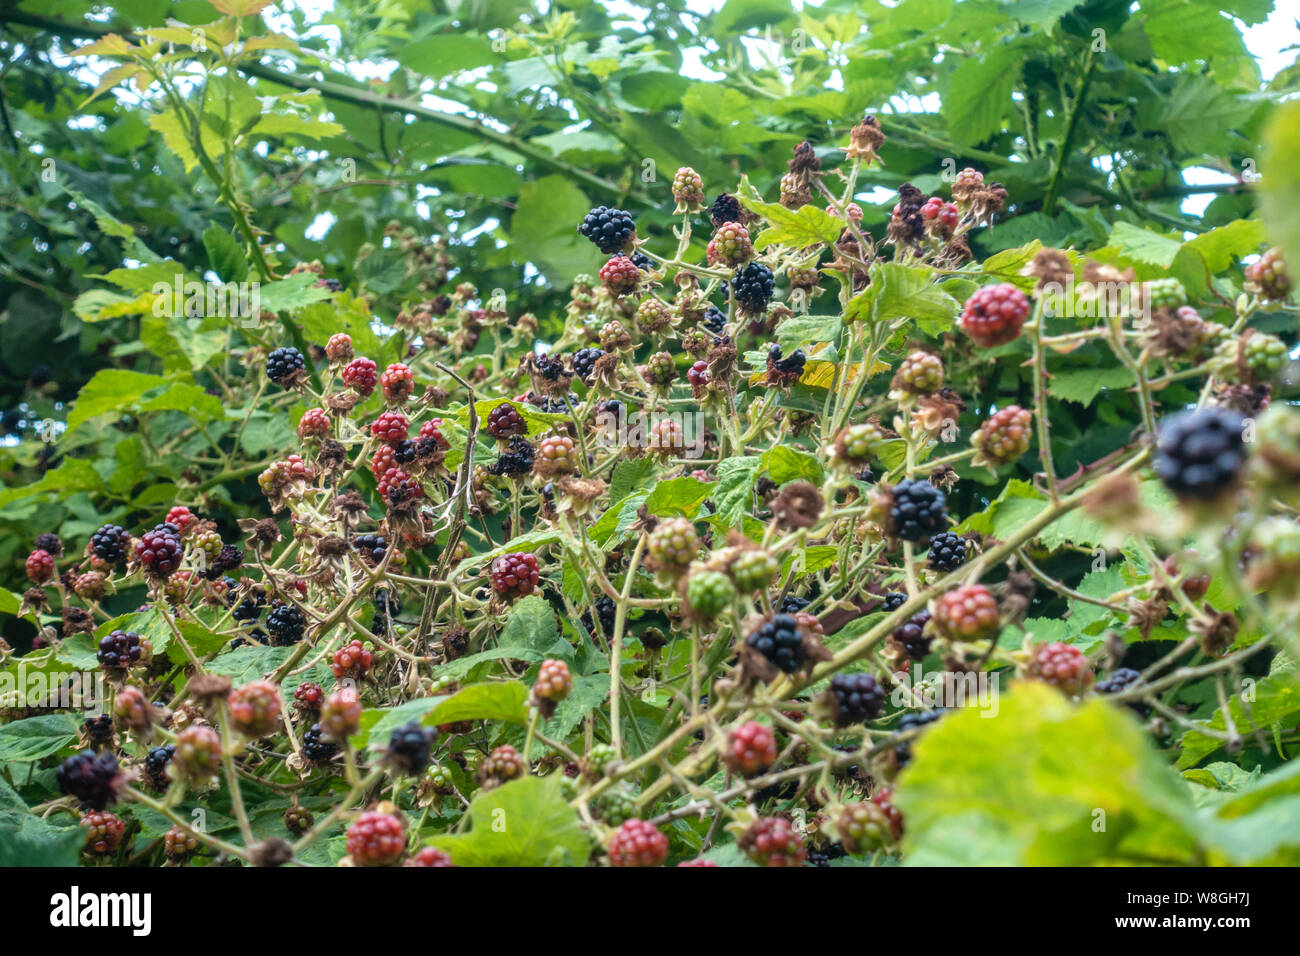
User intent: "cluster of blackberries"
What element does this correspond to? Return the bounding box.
[265,346,306,385]
[266,603,306,646]
[889,479,948,542]
[746,613,805,673]
[579,206,637,254]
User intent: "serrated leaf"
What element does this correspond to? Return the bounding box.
[427,775,590,866]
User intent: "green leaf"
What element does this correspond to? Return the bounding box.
[256,274,334,313]
[761,445,824,485]
[741,199,844,250]
[643,476,713,518]
[353,696,449,750]
[846,262,959,334]
[498,596,561,655]
[0,713,81,762]
[1046,365,1135,406]
[943,45,1026,148]
[1262,100,1300,279]
[710,456,762,528]
[1108,221,1183,268]
[1178,666,1300,768]
[395,33,496,77]
[202,225,246,283]
[427,775,590,866]
[0,812,84,867]
[424,682,529,726]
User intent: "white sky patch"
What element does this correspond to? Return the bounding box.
[304,211,336,240]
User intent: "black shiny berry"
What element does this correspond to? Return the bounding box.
[266,603,306,646]
[746,613,805,673]
[265,347,306,385]
[573,348,604,384]
[881,591,907,613]
[582,596,617,637]
[1154,407,1248,500]
[889,479,948,543]
[701,305,726,335]
[780,594,810,614]
[926,531,967,572]
[829,672,885,724]
[57,750,121,809]
[97,630,144,669]
[302,723,339,763]
[35,532,62,557]
[353,533,387,564]
[90,524,131,564]
[386,720,437,774]
[732,262,775,313]
[894,709,944,766]
[489,436,534,477]
[144,744,175,790]
[893,610,932,660]
[579,206,637,254]
[1096,667,1141,695]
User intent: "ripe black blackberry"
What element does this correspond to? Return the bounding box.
[573,347,604,383]
[530,393,577,414]
[57,750,122,809]
[893,609,932,660]
[745,613,805,673]
[386,720,437,774]
[97,630,144,669]
[732,262,775,313]
[1154,407,1248,500]
[144,744,175,790]
[266,602,306,646]
[579,205,636,254]
[354,533,387,563]
[709,193,744,229]
[780,594,810,614]
[489,436,534,477]
[701,305,726,335]
[91,524,131,564]
[894,709,944,766]
[302,723,339,762]
[265,346,306,385]
[35,532,62,557]
[232,593,265,622]
[83,714,114,744]
[204,544,243,580]
[889,479,948,543]
[807,842,848,867]
[766,343,805,384]
[829,672,885,724]
[373,588,402,618]
[926,531,967,572]
[631,251,654,272]
[1096,667,1141,695]
[582,596,617,637]
[393,439,418,465]
[881,591,907,613]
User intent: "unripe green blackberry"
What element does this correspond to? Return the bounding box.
[836,800,900,853]
[1143,277,1186,311]
[833,422,885,465]
[685,570,735,619]
[1245,247,1290,301]
[595,783,640,825]
[706,221,753,267]
[585,743,617,777]
[170,725,222,786]
[1243,331,1288,379]
[190,529,222,569]
[672,166,705,213]
[599,319,631,351]
[894,350,943,394]
[477,744,527,789]
[647,518,699,574]
[423,761,455,793]
[728,549,779,592]
[645,351,676,386]
[634,298,673,334]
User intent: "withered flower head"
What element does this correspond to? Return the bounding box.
[772,480,824,530]
[1022,248,1073,291]
[845,114,886,163]
[189,673,233,708]
[1192,608,1239,657]
[1125,595,1169,640]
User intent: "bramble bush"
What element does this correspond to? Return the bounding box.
[2,0,1300,868]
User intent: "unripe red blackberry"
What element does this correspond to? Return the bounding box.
[371,410,410,444]
[477,744,527,789]
[960,283,1029,347]
[607,818,668,867]
[685,570,734,619]
[325,332,353,363]
[706,221,753,267]
[728,548,779,592]
[25,548,54,584]
[381,362,414,402]
[1245,246,1290,301]
[491,552,540,598]
[164,824,199,860]
[599,255,641,295]
[136,527,183,577]
[533,658,573,706]
[723,721,777,776]
[297,407,331,439]
[258,454,313,496]
[171,725,222,786]
[370,444,397,478]
[534,434,580,476]
[932,584,1000,641]
[331,639,373,680]
[378,466,422,505]
[686,360,710,389]
[265,346,306,385]
[98,630,144,670]
[579,205,637,254]
[320,686,362,741]
[1026,641,1094,696]
[645,351,676,386]
[163,505,196,533]
[647,517,699,573]
[486,402,526,440]
[407,846,455,867]
[599,319,631,351]
[346,810,406,866]
[228,679,282,737]
[739,816,806,867]
[90,523,131,564]
[972,405,1032,466]
[57,750,123,809]
[81,810,126,855]
[672,166,705,212]
[294,681,324,713]
[921,196,959,232]
[342,356,378,395]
